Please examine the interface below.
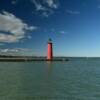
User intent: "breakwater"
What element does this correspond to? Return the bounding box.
[0,56,69,62]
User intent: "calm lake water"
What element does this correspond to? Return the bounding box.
[0,58,100,100]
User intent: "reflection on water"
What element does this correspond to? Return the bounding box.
[0,59,100,100]
[47,61,53,75]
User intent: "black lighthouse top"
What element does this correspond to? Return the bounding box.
[48,38,52,43]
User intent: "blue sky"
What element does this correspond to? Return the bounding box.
[0,0,100,57]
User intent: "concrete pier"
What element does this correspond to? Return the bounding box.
[0,57,69,62]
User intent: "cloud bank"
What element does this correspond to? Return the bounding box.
[0,11,37,43]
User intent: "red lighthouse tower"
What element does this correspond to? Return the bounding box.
[47,38,53,60]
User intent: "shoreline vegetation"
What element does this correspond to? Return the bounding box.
[0,55,69,62]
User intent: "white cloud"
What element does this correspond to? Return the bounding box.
[0,33,23,43]
[0,11,37,43]
[27,36,32,39]
[31,0,59,17]
[45,0,58,9]
[31,0,46,11]
[0,48,33,56]
[66,10,80,15]
[0,48,32,55]
[11,0,17,5]
[42,11,53,17]
[1,49,8,53]
[42,12,49,17]
[60,31,66,35]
